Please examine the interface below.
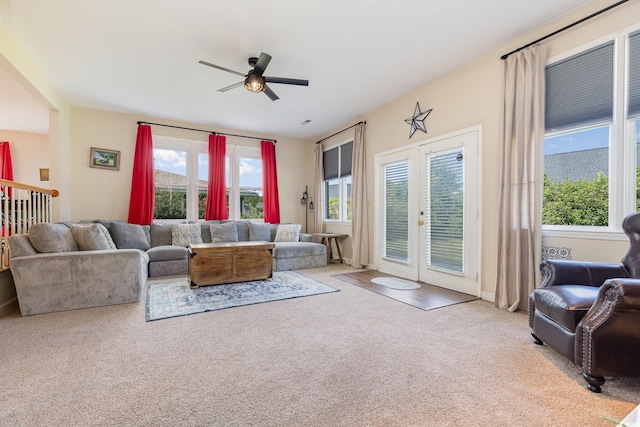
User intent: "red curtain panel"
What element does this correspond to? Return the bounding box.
[127,125,155,225]
[205,134,228,220]
[261,140,280,224]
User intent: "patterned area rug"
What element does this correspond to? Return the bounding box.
[146,271,339,321]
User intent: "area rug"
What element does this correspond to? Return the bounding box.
[371,276,421,290]
[146,271,339,321]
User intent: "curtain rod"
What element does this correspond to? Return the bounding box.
[500,0,629,60]
[315,121,366,144]
[136,121,277,143]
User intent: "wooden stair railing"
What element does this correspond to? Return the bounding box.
[0,179,59,270]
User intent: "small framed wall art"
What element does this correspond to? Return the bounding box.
[90,147,121,171]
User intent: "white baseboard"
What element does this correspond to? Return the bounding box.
[481,291,495,303]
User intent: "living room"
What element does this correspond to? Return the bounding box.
[1,0,640,425]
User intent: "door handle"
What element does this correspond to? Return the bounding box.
[418,220,425,226]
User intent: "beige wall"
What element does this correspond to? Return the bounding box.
[0,130,49,187]
[316,0,640,298]
[69,107,315,223]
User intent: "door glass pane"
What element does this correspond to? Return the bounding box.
[636,119,640,211]
[153,148,187,219]
[383,161,409,261]
[543,125,610,226]
[427,149,463,272]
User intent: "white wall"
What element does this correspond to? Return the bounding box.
[0,130,49,187]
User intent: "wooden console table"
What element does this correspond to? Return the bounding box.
[313,233,348,264]
[188,241,275,288]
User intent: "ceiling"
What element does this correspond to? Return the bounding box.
[0,0,599,140]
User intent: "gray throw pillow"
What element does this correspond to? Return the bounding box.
[109,221,150,250]
[71,223,117,251]
[274,224,302,242]
[171,223,203,247]
[210,223,239,243]
[249,222,271,242]
[150,222,174,247]
[28,223,79,253]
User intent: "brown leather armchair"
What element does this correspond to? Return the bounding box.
[529,212,640,393]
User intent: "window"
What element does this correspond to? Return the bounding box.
[323,141,352,222]
[152,136,263,221]
[543,30,640,230]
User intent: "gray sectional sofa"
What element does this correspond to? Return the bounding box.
[8,220,327,316]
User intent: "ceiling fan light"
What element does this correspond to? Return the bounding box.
[244,73,264,93]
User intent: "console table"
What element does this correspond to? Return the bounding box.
[313,233,348,264]
[188,241,275,288]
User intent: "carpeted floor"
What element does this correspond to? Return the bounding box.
[1,264,639,426]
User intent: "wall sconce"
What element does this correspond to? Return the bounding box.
[39,168,49,182]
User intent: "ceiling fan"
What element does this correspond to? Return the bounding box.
[199,52,309,101]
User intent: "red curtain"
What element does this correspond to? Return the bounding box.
[261,140,280,223]
[205,134,228,220]
[127,125,155,225]
[0,141,14,200]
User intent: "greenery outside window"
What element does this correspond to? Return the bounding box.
[323,141,352,222]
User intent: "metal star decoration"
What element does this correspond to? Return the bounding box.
[404,102,432,138]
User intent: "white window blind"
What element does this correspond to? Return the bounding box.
[382,161,409,261]
[545,41,614,132]
[426,149,464,273]
[628,30,640,118]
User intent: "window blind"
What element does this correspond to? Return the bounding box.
[426,149,464,273]
[382,161,409,261]
[629,30,640,118]
[545,41,614,132]
[323,147,339,180]
[340,142,353,177]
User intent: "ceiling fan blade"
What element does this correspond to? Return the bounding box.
[218,81,245,92]
[263,76,309,86]
[253,52,272,76]
[199,60,247,78]
[263,84,279,101]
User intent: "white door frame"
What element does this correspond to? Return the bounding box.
[374,126,482,296]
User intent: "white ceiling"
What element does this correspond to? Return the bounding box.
[0,0,599,140]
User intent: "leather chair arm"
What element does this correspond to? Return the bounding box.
[540,259,628,288]
[575,278,640,377]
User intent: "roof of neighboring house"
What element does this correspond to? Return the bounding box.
[155,170,207,187]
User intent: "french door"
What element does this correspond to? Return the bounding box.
[377,128,480,296]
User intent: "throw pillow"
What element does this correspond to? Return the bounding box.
[28,223,79,253]
[249,222,271,242]
[109,221,151,250]
[150,222,174,247]
[171,223,203,247]
[210,222,239,243]
[274,224,302,242]
[70,223,117,251]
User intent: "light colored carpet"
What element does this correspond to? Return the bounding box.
[1,264,639,426]
[146,271,339,321]
[370,276,421,290]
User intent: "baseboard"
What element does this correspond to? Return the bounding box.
[481,291,495,303]
[0,297,18,317]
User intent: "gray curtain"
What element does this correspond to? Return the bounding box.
[495,46,546,312]
[313,143,325,234]
[351,123,369,268]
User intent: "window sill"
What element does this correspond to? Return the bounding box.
[542,227,626,241]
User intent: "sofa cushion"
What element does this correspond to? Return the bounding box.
[28,223,79,253]
[210,223,239,243]
[150,222,174,247]
[70,223,117,251]
[199,220,220,243]
[235,221,250,241]
[109,222,150,250]
[532,285,600,332]
[147,245,189,262]
[172,223,203,247]
[274,242,326,258]
[7,235,38,258]
[249,222,271,242]
[275,224,302,242]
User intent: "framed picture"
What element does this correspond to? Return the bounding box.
[90,147,121,171]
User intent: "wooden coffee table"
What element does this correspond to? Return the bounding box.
[188,241,275,288]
